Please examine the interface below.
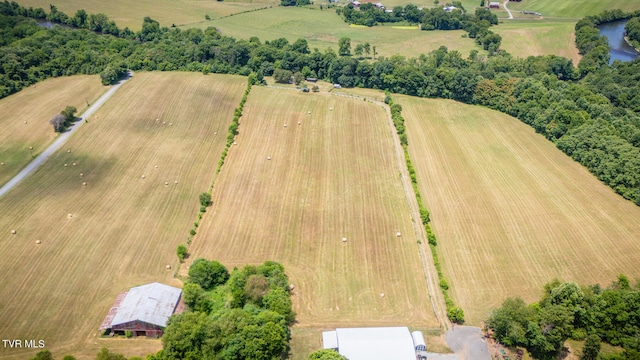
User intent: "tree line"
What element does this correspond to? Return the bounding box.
[0,1,639,205]
[487,276,640,360]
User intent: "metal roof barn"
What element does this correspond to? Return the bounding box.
[322,327,417,360]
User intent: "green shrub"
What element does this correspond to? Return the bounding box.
[190,229,196,236]
[125,330,133,338]
[177,244,188,262]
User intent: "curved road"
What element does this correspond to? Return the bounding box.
[503,0,514,19]
[0,73,132,199]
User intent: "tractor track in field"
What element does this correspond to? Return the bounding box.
[332,91,450,330]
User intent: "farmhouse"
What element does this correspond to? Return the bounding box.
[352,0,360,7]
[443,5,457,12]
[322,327,426,360]
[99,282,184,338]
[489,2,500,8]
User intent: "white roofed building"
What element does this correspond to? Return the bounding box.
[322,327,421,360]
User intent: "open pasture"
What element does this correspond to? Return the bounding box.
[0,72,245,359]
[187,86,439,334]
[200,6,483,58]
[492,19,581,64]
[16,0,277,30]
[505,0,640,19]
[0,75,105,187]
[399,96,640,325]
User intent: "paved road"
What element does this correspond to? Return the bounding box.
[503,0,514,19]
[0,73,132,199]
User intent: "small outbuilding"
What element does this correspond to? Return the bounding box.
[322,327,419,360]
[99,282,184,338]
[489,2,500,8]
[412,331,427,359]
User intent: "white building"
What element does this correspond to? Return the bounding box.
[322,327,425,360]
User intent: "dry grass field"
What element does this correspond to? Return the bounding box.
[398,95,640,325]
[0,72,246,359]
[16,0,278,29]
[0,76,105,187]
[186,86,440,356]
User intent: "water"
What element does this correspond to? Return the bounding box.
[598,19,639,64]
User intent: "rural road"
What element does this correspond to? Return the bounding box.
[503,0,514,19]
[0,73,132,199]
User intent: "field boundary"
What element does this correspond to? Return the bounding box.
[174,74,257,275]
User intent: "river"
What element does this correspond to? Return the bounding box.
[598,19,639,64]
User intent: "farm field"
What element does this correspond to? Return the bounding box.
[505,0,640,19]
[492,20,581,64]
[186,86,440,355]
[398,95,640,325]
[199,6,484,59]
[0,72,246,359]
[0,76,105,188]
[16,0,277,30]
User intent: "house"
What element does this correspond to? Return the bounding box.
[489,1,500,8]
[306,77,318,82]
[351,0,360,7]
[99,282,183,338]
[443,5,457,12]
[322,327,425,360]
[373,2,385,9]
[333,84,341,89]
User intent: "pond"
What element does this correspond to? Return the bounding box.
[598,19,639,64]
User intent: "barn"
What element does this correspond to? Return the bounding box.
[322,327,425,360]
[99,282,184,338]
[489,1,500,8]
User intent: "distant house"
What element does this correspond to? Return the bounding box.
[333,84,342,89]
[373,2,385,9]
[443,5,457,12]
[352,0,360,7]
[385,9,393,13]
[306,77,318,82]
[489,1,500,8]
[99,282,183,338]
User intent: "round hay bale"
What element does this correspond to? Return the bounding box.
[330,108,333,111]
[163,121,166,125]
[307,111,311,114]
[82,182,87,186]
[67,149,71,153]
[165,181,169,185]
[155,165,158,169]
[68,213,73,218]
[396,231,402,237]
[233,141,237,145]
[267,156,271,160]
[342,237,347,243]
[174,180,178,184]
[156,118,159,121]
[298,121,301,125]
[169,123,173,126]
[0,162,4,166]
[11,229,16,234]
[24,121,27,124]
[80,173,84,177]
[64,163,68,167]
[214,131,217,135]
[289,284,295,291]
[141,175,145,179]
[380,293,385,298]
[36,240,41,245]
[166,264,172,270]
[72,162,76,166]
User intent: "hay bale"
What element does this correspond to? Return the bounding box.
[82,182,87,186]
[342,237,347,243]
[36,240,41,245]
[284,124,287,127]
[165,181,169,185]
[330,108,333,111]
[163,121,166,125]
[68,213,73,218]
[169,123,173,126]
[298,121,301,125]
[289,284,295,291]
[24,121,27,124]
[72,162,76,166]
[80,173,84,177]
[380,293,385,298]
[0,162,4,166]
[267,156,271,160]
[174,180,178,184]
[214,131,217,135]
[11,229,16,234]
[166,264,172,270]
[396,231,402,237]
[155,165,158,169]
[233,141,237,145]
[307,111,311,114]
[64,163,68,167]
[141,175,145,179]
[67,149,71,153]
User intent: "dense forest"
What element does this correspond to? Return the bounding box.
[487,276,640,360]
[0,1,639,206]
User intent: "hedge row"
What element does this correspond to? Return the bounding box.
[387,94,465,324]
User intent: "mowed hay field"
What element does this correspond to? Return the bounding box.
[0,76,105,187]
[188,86,439,332]
[201,7,483,59]
[0,72,245,359]
[399,95,640,325]
[492,20,581,64]
[505,0,640,19]
[16,0,278,29]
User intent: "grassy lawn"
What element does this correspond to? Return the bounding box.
[0,72,246,360]
[0,75,106,187]
[506,0,640,19]
[399,96,640,325]
[198,6,484,58]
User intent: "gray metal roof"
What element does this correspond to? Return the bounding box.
[323,327,416,360]
[110,282,182,328]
